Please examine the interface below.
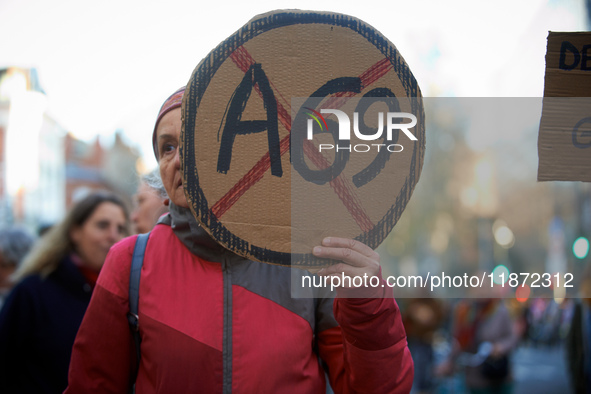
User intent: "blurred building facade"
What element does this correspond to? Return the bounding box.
[0,66,139,232]
[0,67,65,229]
[65,131,139,208]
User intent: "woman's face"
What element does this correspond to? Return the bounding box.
[156,108,189,208]
[70,201,127,271]
[131,182,168,233]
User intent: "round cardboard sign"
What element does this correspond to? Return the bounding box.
[182,10,425,267]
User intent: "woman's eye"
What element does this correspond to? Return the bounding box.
[96,221,109,230]
[161,143,176,155]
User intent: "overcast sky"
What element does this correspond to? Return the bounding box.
[0,0,586,169]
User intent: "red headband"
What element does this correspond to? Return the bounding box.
[153,87,185,160]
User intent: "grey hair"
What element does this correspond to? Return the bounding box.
[142,168,168,200]
[0,228,36,267]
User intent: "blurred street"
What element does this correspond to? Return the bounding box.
[434,344,572,393]
[513,345,571,394]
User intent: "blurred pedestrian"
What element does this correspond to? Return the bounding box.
[0,191,129,394]
[436,298,519,393]
[0,227,35,309]
[131,168,169,234]
[403,296,446,393]
[566,264,591,393]
[566,298,591,393]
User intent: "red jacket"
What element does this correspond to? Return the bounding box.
[66,206,413,393]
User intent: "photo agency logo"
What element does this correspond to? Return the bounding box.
[290,96,421,186]
[303,105,418,153]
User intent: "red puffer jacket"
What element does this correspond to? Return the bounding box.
[66,206,413,393]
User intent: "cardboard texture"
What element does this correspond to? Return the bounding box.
[538,31,591,182]
[182,10,425,266]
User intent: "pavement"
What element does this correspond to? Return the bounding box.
[513,345,572,394]
[433,344,572,393]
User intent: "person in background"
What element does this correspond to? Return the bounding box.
[0,227,35,309]
[436,298,520,394]
[0,191,129,394]
[131,168,169,234]
[65,87,414,393]
[402,296,446,393]
[566,264,591,393]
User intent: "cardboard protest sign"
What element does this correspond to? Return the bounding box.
[538,31,591,182]
[182,10,425,267]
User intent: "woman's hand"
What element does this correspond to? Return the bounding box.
[312,237,381,288]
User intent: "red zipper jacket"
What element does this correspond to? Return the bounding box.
[65,205,413,393]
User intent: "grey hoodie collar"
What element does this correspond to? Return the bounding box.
[157,203,242,263]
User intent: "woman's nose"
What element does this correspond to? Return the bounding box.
[108,225,121,242]
[174,147,181,168]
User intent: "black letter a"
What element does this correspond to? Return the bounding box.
[217,64,281,177]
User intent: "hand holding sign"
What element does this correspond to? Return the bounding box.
[314,237,381,289]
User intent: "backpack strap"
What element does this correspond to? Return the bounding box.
[127,232,150,385]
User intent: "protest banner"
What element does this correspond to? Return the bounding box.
[538,31,591,182]
[182,10,425,266]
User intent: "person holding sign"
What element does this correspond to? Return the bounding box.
[65,87,413,393]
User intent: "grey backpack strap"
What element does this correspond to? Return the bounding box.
[127,232,150,386]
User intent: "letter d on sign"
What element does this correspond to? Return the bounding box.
[559,41,581,70]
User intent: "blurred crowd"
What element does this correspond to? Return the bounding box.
[0,164,588,393]
[398,295,590,393]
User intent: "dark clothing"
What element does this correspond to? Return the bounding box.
[0,256,93,394]
[408,338,434,392]
[402,298,444,392]
[566,299,591,394]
